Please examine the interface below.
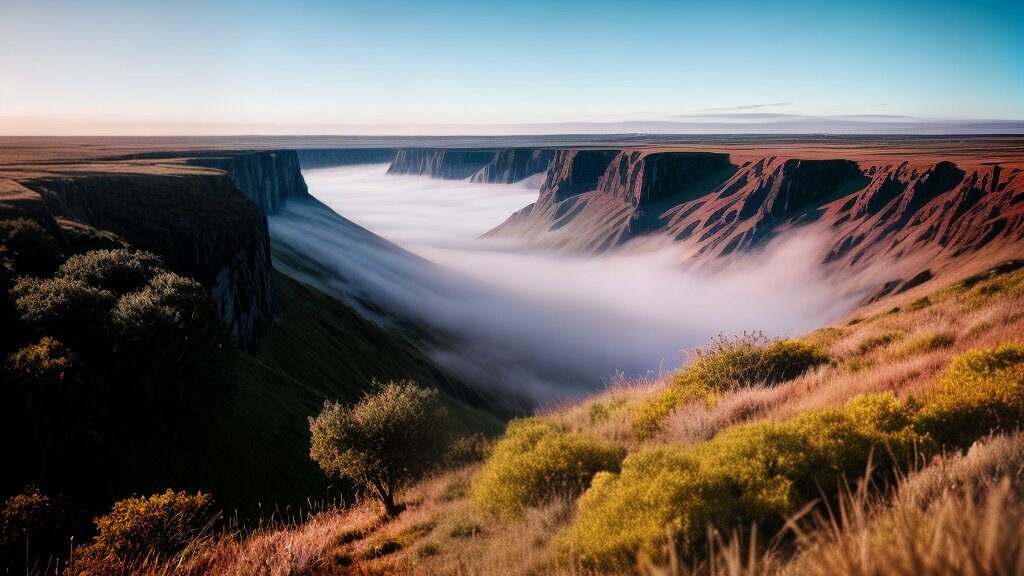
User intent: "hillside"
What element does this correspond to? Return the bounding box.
[170,259,1024,575]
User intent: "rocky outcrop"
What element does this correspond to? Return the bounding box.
[469,148,555,184]
[296,148,398,169]
[18,172,276,349]
[187,150,308,212]
[487,148,1024,277]
[387,148,495,180]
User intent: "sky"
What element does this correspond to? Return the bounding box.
[1,0,1022,135]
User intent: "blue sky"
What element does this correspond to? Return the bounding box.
[1,0,1022,134]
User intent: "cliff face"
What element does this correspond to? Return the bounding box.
[468,148,555,184]
[387,149,495,180]
[187,150,308,213]
[17,171,276,349]
[386,147,554,183]
[296,148,397,170]
[487,148,1024,278]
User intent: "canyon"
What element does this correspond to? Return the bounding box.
[2,134,1024,521]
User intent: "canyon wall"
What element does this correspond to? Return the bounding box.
[296,148,398,169]
[487,148,1024,282]
[187,150,309,212]
[18,171,277,349]
[387,147,554,183]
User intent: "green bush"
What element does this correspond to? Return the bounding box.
[12,277,114,350]
[561,394,922,569]
[472,418,625,519]
[677,334,829,393]
[918,343,1024,448]
[632,387,706,438]
[74,490,215,572]
[310,381,449,516]
[0,218,62,277]
[58,249,163,294]
[108,272,233,419]
[633,334,829,436]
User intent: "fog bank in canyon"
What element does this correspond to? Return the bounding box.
[269,165,854,403]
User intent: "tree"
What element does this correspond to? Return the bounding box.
[309,381,448,516]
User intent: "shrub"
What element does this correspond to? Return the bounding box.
[857,331,905,354]
[472,418,625,519]
[4,338,97,458]
[918,343,1024,448]
[12,277,114,350]
[443,433,492,467]
[58,249,163,294]
[632,387,705,438]
[310,381,449,516]
[891,332,955,358]
[0,488,68,571]
[633,334,829,436]
[0,218,62,277]
[74,490,215,572]
[560,394,922,569]
[676,333,829,394]
[108,272,233,420]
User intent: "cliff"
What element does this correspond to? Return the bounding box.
[487,148,1024,281]
[468,148,555,184]
[15,171,276,349]
[296,148,398,169]
[386,147,553,183]
[187,150,309,212]
[387,148,495,180]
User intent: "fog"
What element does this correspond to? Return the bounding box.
[268,164,855,404]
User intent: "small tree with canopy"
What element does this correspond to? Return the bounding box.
[309,380,448,516]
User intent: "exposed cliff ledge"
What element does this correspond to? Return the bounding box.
[487,148,1024,278]
[386,147,554,183]
[296,148,398,170]
[469,148,555,184]
[387,148,495,180]
[13,172,276,349]
[187,150,308,213]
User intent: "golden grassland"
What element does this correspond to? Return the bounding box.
[143,263,1024,576]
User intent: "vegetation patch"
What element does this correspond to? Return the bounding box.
[72,490,216,573]
[633,334,829,436]
[890,332,956,359]
[918,342,1024,448]
[857,331,905,354]
[310,381,449,517]
[472,418,624,518]
[560,394,923,570]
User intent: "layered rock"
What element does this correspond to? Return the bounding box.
[488,148,1024,279]
[387,148,495,180]
[386,147,554,183]
[469,148,555,184]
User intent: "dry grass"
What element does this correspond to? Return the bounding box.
[139,263,1024,575]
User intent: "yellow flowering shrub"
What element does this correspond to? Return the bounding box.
[561,394,921,570]
[918,342,1024,447]
[472,418,624,518]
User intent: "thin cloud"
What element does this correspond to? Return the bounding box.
[685,102,792,113]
